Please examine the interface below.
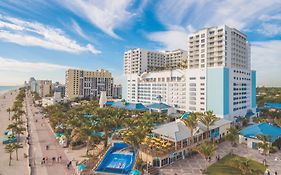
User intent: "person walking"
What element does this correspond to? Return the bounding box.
[52,157,56,164]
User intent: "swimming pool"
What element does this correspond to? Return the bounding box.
[95,142,136,175]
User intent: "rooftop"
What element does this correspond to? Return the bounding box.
[111,101,148,111]
[152,118,232,142]
[146,102,171,109]
[264,103,281,110]
[240,123,281,142]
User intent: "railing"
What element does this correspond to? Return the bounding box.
[92,143,112,171]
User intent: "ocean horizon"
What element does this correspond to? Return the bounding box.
[0,86,19,94]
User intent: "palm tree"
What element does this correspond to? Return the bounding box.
[7,122,25,142]
[94,108,115,148]
[123,126,147,153]
[13,143,23,160]
[178,59,188,69]
[226,126,239,146]
[5,144,15,166]
[181,112,198,144]
[198,111,217,138]
[194,142,216,171]
[7,107,12,120]
[257,134,271,156]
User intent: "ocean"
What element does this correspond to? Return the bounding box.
[0,86,19,94]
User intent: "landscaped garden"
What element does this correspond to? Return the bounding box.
[207,154,267,175]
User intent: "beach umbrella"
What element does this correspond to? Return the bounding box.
[131,169,140,175]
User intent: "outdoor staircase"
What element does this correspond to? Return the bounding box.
[147,165,159,175]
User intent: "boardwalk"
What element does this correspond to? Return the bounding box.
[26,93,77,175]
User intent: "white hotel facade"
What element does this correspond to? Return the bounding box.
[124,25,256,119]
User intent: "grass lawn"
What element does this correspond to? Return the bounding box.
[207,154,267,175]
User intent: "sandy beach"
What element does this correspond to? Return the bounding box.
[0,90,29,175]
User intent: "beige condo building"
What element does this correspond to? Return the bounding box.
[65,69,113,99]
[37,80,52,97]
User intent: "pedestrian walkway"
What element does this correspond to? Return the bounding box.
[160,141,281,175]
[26,94,77,175]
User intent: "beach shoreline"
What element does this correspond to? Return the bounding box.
[0,89,29,175]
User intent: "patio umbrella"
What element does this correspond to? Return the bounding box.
[77,164,87,172]
[131,169,140,175]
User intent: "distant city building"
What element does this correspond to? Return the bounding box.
[53,83,65,98]
[124,25,256,120]
[36,80,52,97]
[29,77,37,92]
[112,84,122,99]
[65,69,113,99]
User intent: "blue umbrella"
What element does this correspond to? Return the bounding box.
[77,164,87,172]
[131,169,140,175]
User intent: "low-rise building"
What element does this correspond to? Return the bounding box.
[136,118,232,167]
[239,123,281,149]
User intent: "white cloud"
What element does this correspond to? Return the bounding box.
[257,23,281,36]
[59,0,134,39]
[155,0,281,30]
[149,0,281,49]
[147,25,195,50]
[71,20,91,41]
[147,30,187,50]
[259,14,281,21]
[0,56,70,72]
[0,56,72,85]
[251,40,281,87]
[0,15,101,54]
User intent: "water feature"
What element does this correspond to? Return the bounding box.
[95,142,136,175]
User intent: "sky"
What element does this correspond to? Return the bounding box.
[0,0,281,87]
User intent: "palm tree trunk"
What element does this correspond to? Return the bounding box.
[104,130,108,148]
[9,153,12,166]
[16,148,18,160]
[86,137,90,156]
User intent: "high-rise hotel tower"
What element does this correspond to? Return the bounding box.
[124,25,256,119]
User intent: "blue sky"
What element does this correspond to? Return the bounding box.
[0,0,280,87]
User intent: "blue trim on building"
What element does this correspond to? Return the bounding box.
[223,68,229,115]
[207,68,229,116]
[251,71,256,108]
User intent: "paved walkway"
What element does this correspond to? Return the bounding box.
[26,93,76,175]
[160,141,281,175]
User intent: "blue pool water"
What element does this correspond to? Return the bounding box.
[95,143,136,175]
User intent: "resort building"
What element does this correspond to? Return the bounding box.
[124,25,256,120]
[124,48,187,75]
[65,69,113,100]
[239,123,281,149]
[113,84,122,99]
[136,118,232,167]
